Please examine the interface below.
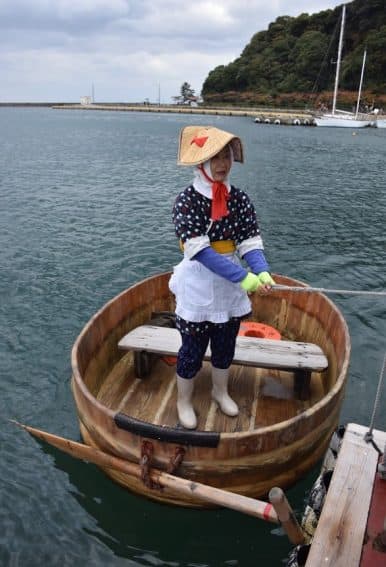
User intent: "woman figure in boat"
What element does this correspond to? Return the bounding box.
[169,125,274,429]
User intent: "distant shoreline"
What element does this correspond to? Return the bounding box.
[0,102,57,107]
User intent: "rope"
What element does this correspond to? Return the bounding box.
[272,285,386,297]
[140,441,162,490]
[166,446,185,474]
[365,352,386,439]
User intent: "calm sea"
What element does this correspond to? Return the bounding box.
[1,108,385,566]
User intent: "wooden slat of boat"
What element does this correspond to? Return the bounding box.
[193,365,217,430]
[153,379,176,425]
[305,423,386,567]
[79,358,344,462]
[151,364,179,426]
[117,378,141,413]
[187,420,337,491]
[78,417,335,507]
[97,352,324,434]
[228,365,258,432]
[118,325,328,371]
[97,352,136,411]
[203,401,218,432]
[256,372,301,428]
[120,362,178,423]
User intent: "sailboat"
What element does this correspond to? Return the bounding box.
[314,5,371,128]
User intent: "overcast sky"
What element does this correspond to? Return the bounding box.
[0,0,343,103]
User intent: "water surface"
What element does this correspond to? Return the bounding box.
[0,108,385,566]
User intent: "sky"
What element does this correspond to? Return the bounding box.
[0,0,344,103]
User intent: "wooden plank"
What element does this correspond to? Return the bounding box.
[305,423,386,567]
[118,325,328,372]
[97,352,136,410]
[119,359,176,422]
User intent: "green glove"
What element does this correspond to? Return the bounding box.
[257,271,275,287]
[240,272,260,292]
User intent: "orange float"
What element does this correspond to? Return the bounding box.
[162,355,177,366]
[238,322,281,340]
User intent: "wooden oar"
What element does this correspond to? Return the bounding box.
[13,420,305,544]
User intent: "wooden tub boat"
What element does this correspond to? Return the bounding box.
[71,272,350,507]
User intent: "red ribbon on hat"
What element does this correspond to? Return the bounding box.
[199,165,229,221]
[191,135,208,147]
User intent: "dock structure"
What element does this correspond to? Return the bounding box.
[305,423,386,566]
[51,103,315,126]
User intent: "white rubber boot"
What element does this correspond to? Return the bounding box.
[211,367,239,417]
[176,375,197,429]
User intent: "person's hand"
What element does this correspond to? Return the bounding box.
[240,272,260,292]
[257,271,275,291]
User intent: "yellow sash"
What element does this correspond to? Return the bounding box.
[179,240,236,254]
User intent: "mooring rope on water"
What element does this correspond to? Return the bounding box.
[272,284,386,297]
[364,353,386,452]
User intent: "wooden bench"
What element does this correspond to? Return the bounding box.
[118,325,328,400]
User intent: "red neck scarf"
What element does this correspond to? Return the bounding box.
[199,165,230,221]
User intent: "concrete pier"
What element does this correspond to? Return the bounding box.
[51,103,315,126]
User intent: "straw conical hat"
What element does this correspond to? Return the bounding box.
[177,125,244,166]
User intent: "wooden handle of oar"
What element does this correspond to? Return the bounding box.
[13,421,280,525]
[269,487,305,545]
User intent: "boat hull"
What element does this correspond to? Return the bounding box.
[71,272,350,507]
[374,119,386,128]
[314,115,370,127]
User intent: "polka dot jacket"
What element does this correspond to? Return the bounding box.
[172,185,261,244]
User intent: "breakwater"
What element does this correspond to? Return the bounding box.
[51,103,315,126]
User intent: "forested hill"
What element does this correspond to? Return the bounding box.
[202,0,386,107]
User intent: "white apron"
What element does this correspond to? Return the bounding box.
[169,252,252,324]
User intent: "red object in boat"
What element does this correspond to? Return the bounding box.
[162,356,177,366]
[238,322,281,341]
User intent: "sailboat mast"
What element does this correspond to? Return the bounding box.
[355,49,367,118]
[332,4,346,115]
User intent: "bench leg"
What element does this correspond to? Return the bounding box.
[294,370,311,400]
[134,351,157,378]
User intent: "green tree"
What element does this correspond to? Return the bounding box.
[342,26,386,91]
[201,0,386,102]
[290,13,310,38]
[180,82,195,102]
[292,30,330,91]
[202,66,236,95]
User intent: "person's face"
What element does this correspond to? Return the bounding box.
[210,146,232,182]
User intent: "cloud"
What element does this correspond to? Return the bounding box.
[137,1,235,36]
[0,0,342,102]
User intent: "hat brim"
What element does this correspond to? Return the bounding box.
[177,125,244,166]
